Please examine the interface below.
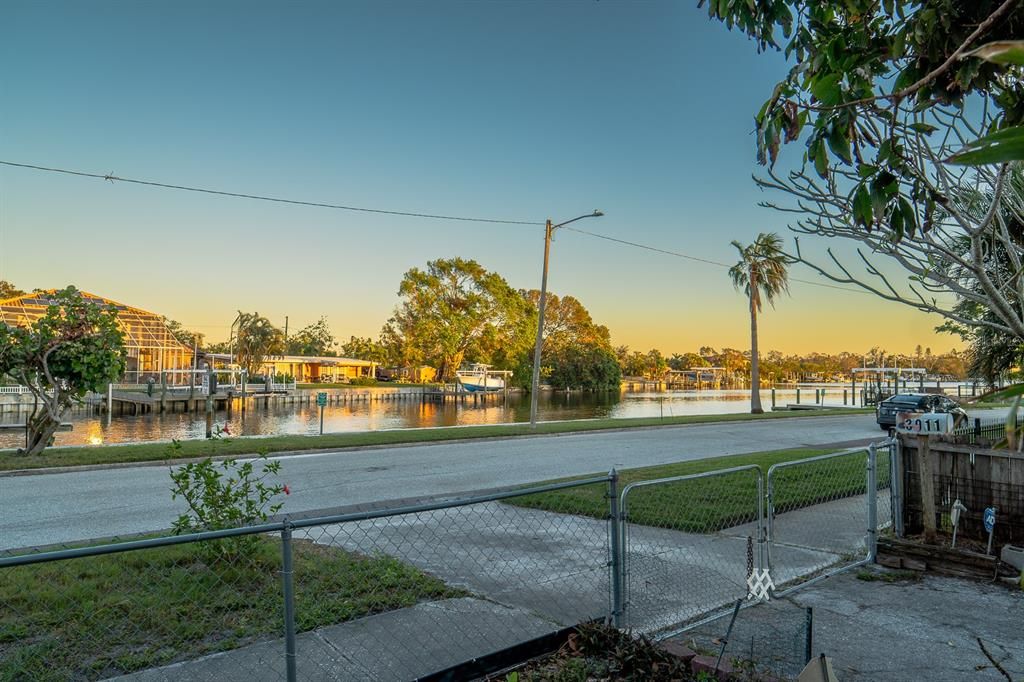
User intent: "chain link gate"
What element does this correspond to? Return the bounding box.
[765,442,890,597]
[618,465,766,636]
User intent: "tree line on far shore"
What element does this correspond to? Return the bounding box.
[146,255,970,390]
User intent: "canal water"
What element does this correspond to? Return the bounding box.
[0,387,878,449]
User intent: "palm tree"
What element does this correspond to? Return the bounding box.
[729,233,790,413]
[231,311,285,377]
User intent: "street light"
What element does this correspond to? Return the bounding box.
[530,210,605,428]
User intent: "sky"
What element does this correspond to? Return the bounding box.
[0,0,961,356]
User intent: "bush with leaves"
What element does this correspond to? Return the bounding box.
[168,428,288,564]
[0,287,126,455]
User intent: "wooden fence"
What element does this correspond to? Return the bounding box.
[900,436,1024,546]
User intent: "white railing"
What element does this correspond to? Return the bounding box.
[0,386,31,395]
[270,381,297,392]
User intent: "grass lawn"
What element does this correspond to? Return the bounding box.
[508,445,885,533]
[0,408,871,473]
[0,537,461,680]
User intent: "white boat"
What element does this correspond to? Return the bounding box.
[456,364,506,392]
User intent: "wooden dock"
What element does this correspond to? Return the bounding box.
[422,387,511,406]
[99,386,513,415]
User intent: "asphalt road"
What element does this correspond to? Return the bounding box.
[0,413,891,551]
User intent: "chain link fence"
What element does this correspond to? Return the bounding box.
[766,444,886,596]
[2,444,895,680]
[619,465,764,636]
[0,476,614,682]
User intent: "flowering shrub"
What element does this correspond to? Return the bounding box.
[168,426,289,564]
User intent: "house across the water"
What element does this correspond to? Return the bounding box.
[204,353,377,383]
[0,289,194,384]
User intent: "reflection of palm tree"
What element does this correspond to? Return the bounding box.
[729,233,790,414]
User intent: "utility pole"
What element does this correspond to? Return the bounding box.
[529,211,604,429]
[529,220,554,428]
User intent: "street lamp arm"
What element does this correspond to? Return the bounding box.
[553,210,604,230]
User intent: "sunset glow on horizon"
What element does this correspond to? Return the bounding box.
[0,1,962,357]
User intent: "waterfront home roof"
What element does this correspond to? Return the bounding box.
[0,289,191,355]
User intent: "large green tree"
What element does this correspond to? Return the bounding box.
[729,233,790,414]
[339,335,389,363]
[381,258,531,382]
[285,317,336,356]
[515,290,614,389]
[705,1,1024,341]
[0,280,26,300]
[523,291,613,354]
[163,318,204,350]
[547,345,622,390]
[0,287,126,455]
[231,312,285,376]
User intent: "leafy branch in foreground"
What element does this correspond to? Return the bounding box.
[704,1,1024,342]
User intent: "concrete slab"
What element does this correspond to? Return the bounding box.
[298,497,870,637]
[299,502,612,627]
[679,570,1024,681]
[113,597,559,682]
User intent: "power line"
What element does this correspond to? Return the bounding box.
[563,225,871,295]
[5,158,869,295]
[0,160,546,226]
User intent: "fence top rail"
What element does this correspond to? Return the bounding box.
[0,520,286,569]
[620,463,763,500]
[288,474,613,530]
[765,445,872,479]
[0,474,613,569]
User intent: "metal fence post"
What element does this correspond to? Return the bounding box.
[866,444,878,562]
[281,520,298,682]
[891,438,904,538]
[607,469,624,628]
[764,470,775,580]
[756,470,766,571]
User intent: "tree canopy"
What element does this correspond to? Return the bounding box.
[339,336,389,363]
[0,280,26,300]
[705,1,1024,342]
[547,345,622,390]
[231,312,285,376]
[285,317,337,356]
[381,258,532,382]
[0,287,126,455]
[163,318,204,350]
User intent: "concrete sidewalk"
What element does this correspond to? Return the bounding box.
[116,597,559,682]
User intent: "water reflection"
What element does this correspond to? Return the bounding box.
[1,388,848,448]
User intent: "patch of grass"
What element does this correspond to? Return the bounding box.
[856,568,922,583]
[0,408,871,473]
[0,537,461,680]
[508,446,886,533]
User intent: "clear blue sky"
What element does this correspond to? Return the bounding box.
[0,0,955,355]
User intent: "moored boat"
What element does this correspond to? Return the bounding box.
[456,364,506,392]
